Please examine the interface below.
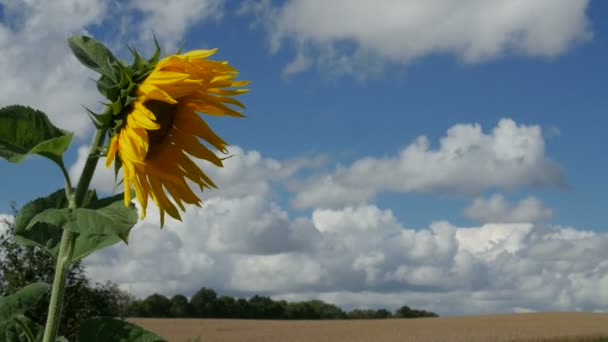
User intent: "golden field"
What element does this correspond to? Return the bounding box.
[130,312,608,342]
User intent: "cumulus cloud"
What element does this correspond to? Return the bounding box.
[0,0,107,137]
[84,196,608,315]
[60,143,608,315]
[291,118,567,209]
[240,0,592,77]
[464,193,554,224]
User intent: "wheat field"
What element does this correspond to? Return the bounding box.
[130,312,608,342]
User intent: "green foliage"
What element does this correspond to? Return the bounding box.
[189,287,217,318]
[13,190,137,262]
[0,105,73,167]
[0,283,50,341]
[215,296,236,318]
[394,305,438,318]
[348,308,393,319]
[0,283,50,321]
[0,314,44,342]
[25,197,137,242]
[77,318,165,342]
[169,295,192,318]
[127,286,438,320]
[1,213,134,340]
[141,294,172,318]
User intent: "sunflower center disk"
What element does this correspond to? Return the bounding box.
[145,100,177,144]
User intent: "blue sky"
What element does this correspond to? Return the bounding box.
[1,0,608,315]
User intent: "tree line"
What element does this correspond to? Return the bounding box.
[127,287,438,320]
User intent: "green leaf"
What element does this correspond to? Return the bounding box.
[0,314,43,342]
[26,197,137,243]
[0,105,73,165]
[0,283,50,323]
[13,190,137,261]
[68,35,119,80]
[77,318,166,342]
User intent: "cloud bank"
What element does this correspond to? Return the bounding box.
[64,119,602,315]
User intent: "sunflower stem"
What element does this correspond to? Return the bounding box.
[42,127,107,342]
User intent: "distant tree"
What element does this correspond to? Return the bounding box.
[127,300,145,317]
[248,295,286,319]
[306,300,346,319]
[234,297,251,318]
[190,287,217,317]
[215,295,236,318]
[141,293,172,317]
[374,308,393,319]
[285,302,316,319]
[395,305,438,318]
[170,294,192,317]
[348,309,377,319]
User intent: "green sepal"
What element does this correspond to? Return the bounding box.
[77,318,166,342]
[96,75,120,102]
[0,105,73,166]
[83,106,113,129]
[68,35,119,81]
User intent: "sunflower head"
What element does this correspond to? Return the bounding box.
[102,45,249,226]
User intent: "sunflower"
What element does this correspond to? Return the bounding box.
[105,49,248,226]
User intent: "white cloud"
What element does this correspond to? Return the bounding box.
[241,0,592,77]
[48,144,608,314]
[464,194,554,224]
[0,0,108,137]
[84,194,608,315]
[291,118,566,209]
[130,0,224,51]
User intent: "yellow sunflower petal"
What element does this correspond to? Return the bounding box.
[105,135,119,167]
[106,46,248,225]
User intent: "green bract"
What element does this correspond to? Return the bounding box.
[67,35,161,135]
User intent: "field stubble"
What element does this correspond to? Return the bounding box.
[130,312,608,342]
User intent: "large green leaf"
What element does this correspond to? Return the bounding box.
[77,318,166,342]
[13,190,137,261]
[0,283,50,323]
[26,198,137,243]
[68,35,119,80]
[0,106,73,165]
[0,314,43,342]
